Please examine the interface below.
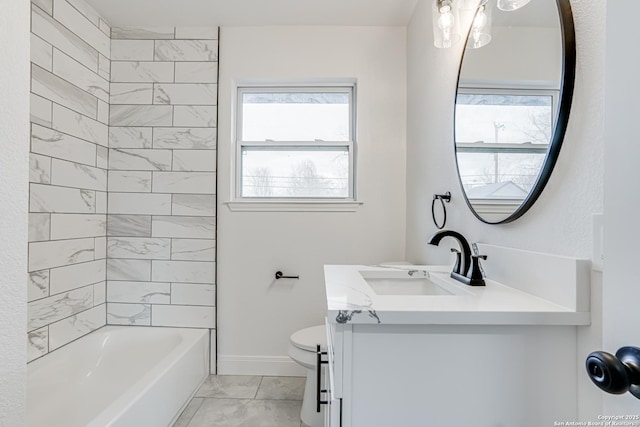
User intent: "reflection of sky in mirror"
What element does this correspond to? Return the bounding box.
[455,94,553,144]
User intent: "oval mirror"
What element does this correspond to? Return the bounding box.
[454,0,575,223]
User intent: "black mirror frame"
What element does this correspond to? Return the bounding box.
[453,0,576,224]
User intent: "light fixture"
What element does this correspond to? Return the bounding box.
[432,0,461,48]
[467,0,492,49]
[496,0,531,12]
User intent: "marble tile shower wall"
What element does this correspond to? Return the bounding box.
[106,26,217,368]
[28,0,111,362]
[28,0,218,367]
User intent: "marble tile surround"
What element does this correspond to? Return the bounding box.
[29,0,218,368]
[28,0,110,362]
[106,24,218,368]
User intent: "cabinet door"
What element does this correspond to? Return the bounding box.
[327,397,341,427]
[323,369,341,427]
[324,319,342,427]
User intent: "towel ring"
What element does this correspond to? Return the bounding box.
[432,192,451,230]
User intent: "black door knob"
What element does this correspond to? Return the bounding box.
[586,346,640,399]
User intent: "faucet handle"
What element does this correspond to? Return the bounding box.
[450,248,462,274]
[469,254,487,286]
[471,242,480,256]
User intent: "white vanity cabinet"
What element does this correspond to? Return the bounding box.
[324,250,590,427]
[325,322,580,427]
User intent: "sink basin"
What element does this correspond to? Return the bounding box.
[360,269,464,296]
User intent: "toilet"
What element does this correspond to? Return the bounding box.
[288,325,327,427]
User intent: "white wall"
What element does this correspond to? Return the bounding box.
[406,0,604,261]
[0,0,30,423]
[603,0,640,414]
[461,26,561,84]
[217,26,407,374]
[406,0,605,419]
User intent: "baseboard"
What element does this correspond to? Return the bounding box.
[217,354,306,376]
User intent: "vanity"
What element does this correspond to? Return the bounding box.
[322,245,590,427]
[318,0,583,424]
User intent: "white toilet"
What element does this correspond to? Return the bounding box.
[288,325,327,427]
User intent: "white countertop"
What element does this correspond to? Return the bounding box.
[324,264,590,326]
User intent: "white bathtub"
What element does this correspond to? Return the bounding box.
[27,326,209,427]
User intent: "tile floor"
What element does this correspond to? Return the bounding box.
[174,375,309,427]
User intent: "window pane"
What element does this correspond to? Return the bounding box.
[241,147,349,198]
[242,91,350,141]
[456,93,554,145]
[457,152,546,199]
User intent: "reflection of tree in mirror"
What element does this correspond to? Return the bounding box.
[456,90,555,196]
[461,152,545,195]
[494,154,545,190]
[516,109,552,144]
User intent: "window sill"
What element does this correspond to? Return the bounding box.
[469,199,522,215]
[225,200,363,212]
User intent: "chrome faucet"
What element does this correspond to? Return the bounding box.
[427,230,486,286]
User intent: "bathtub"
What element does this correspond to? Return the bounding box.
[27,326,209,427]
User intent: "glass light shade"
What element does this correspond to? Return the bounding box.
[497,0,532,11]
[432,0,461,48]
[467,3,492,49]
[458,0,482,11]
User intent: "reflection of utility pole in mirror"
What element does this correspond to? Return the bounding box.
[493,122,505,183]
[452,0,574,224]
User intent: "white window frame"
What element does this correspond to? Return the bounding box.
[455,82,560,216]
[228,83,361,212]
[456,85,560,149]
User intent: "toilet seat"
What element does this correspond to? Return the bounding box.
[290,325,327,352]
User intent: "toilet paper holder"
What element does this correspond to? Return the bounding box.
[275,271,299,280]
[586,346,640,399]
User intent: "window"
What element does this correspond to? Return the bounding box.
[455,86,558,201]
[236,85,356,201]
